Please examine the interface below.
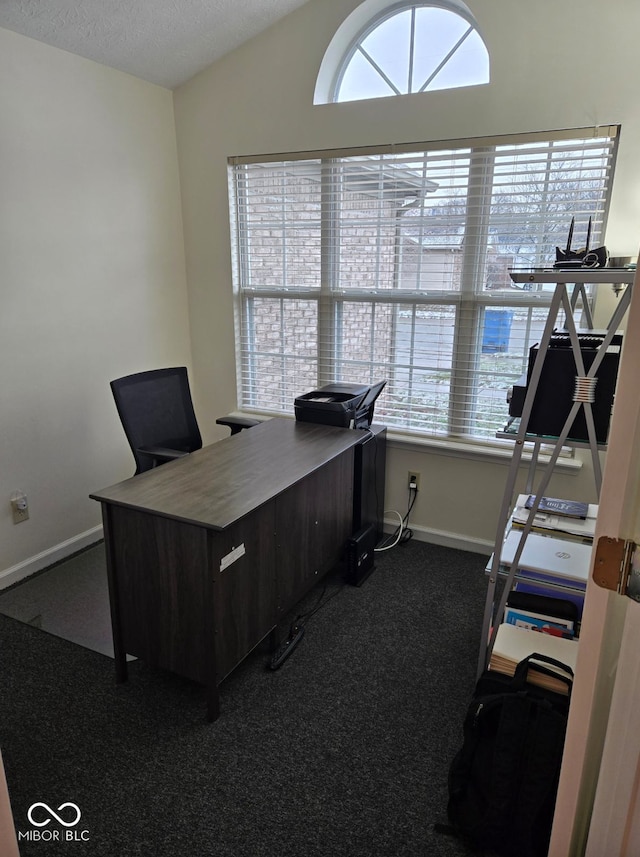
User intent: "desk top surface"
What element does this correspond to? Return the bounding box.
[91,418,365,531]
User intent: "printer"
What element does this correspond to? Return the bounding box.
[294,380,386,429]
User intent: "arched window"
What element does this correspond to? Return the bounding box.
[314,1,489,105]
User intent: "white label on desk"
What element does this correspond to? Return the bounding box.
[220,543,246,572]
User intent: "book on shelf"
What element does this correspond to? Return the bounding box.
[503,607,575,638]
[524,495,589,519]
[511,494,597,542]
[489,623,578,695]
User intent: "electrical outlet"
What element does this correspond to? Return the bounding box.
[408,471,420,491]
[11,492,29,524]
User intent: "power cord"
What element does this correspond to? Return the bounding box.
[375,482,418,552]
[399,483,417,543]
[374,510,404,551]
[268,578,346,670]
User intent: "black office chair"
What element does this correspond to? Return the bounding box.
[110,367,259,475]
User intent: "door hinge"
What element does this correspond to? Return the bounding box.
[593,536,640,601]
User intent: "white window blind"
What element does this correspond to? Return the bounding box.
[228,127,618,441]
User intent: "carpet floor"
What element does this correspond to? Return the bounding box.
[0,538,490,857]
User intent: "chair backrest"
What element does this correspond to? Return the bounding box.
[110,367,202,474]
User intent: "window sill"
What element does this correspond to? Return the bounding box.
[225,411,583,473]
[385,430,583,472]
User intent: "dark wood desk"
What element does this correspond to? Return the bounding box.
[91,418,363,721]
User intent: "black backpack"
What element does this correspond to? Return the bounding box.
[445,653,573,857]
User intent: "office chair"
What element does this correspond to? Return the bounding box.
[110,367,259,475]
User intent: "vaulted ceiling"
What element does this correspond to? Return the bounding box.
[0,0,312,89]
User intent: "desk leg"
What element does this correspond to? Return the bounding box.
[113,642,128,684]
[101,506,128,684]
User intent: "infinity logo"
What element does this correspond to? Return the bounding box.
[27,802,82,828]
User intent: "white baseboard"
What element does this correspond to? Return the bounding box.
[0,525,104,591]
[383,518,493,555]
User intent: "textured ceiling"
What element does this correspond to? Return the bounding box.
[0,0,311,89]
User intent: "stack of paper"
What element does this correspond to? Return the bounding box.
[489,623,578,695]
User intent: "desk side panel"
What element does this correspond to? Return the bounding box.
[275,448,354,613]
[211,504,277,682]
[107,506,213,685]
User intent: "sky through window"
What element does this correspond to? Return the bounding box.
[334,4,489,103]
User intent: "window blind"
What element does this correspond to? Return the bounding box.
[228,127,618,441]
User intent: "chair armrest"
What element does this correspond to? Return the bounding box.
[138,446,190,465]
[216,415,261,435]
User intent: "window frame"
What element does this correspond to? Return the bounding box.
[228,127,618,449]
[315,0,489,105]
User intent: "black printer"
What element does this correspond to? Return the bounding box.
[294,381,386,429]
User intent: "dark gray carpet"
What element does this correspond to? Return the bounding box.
[0,539,489,856]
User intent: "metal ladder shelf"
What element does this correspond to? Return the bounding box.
[478,270,634,678]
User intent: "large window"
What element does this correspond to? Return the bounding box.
[228,127,617,442]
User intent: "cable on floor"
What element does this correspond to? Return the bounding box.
[375,483,418,551]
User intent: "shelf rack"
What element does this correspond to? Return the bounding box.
[478,268,634,678]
